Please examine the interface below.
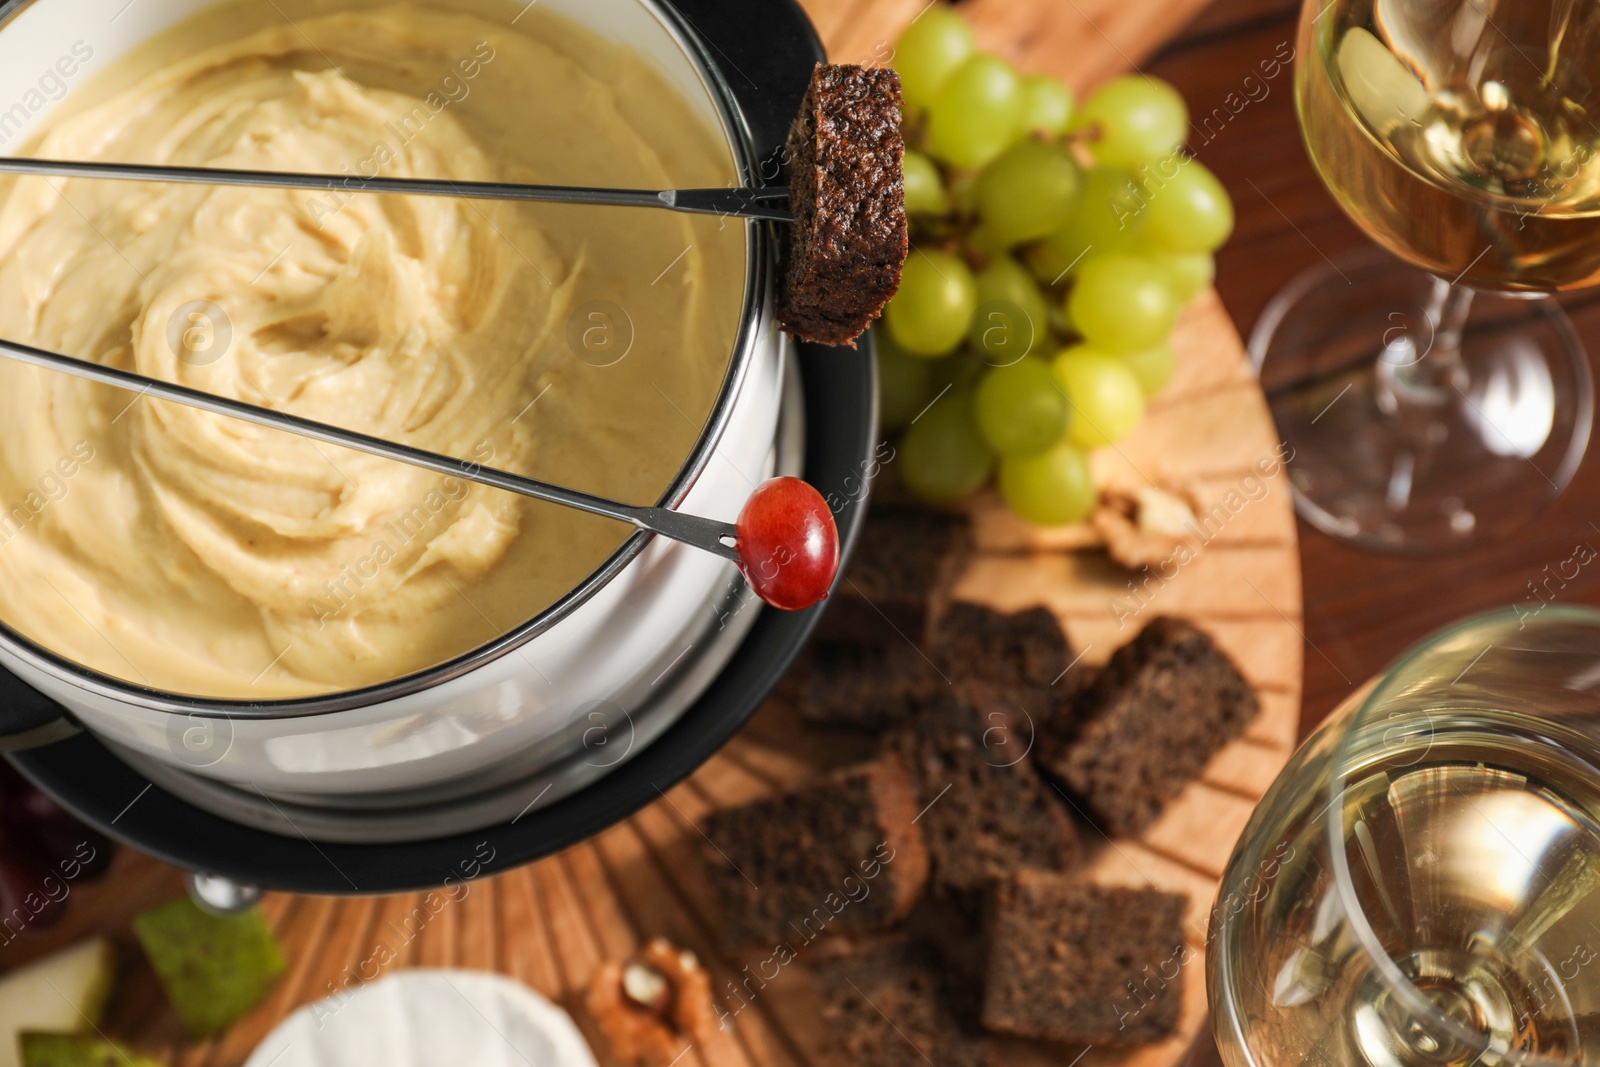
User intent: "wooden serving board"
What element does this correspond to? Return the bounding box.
[11,313,1302,1067]
[6,4,1303,1067]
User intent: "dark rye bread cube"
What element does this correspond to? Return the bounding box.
[786,639,942,731]
[933,605,1077,739]
[698,757,928,948]
[811,940,993,1067]
[1036,616,1257,837]
[884,687,1079,906]
[779,63,908,347]
[933,602,1072,689]
[787,601,1063,736]
[983,874,1189,1045]
[816,507,971,646]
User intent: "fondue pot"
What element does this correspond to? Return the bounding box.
[0,0,876,893]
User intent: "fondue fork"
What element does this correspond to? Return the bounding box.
[0,337,839,611]
[0,157,793,221]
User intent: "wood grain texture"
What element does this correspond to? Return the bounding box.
[1,5,1309,1067]
[12,262,1299,1067]
[806,0,1218,90]
[1148,5,1600,1063]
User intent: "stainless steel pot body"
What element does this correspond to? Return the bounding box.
[0,0,786,808]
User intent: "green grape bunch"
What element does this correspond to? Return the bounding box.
[877,6,1234,526]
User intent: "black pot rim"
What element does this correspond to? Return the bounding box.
[6,0,879,895]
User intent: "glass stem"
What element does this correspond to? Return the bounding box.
[1381,278,1473,408]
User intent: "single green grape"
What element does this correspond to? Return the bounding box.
[1075,75,1189,168]
[1119,342,1176,395]
[1041,167,1146,278]
[998,439,1095,525]
[1018,74,1074,135]
[1148,250,1215,301]
[876,330,935,430]
[1022,242,1075,287]
[900,388,996,504]
[926,55,1024,169]
[1143,157,1234,253]
[974,358,1068,456]
[903,150,952,216]
[1054,344,1146,447]
[975,139,1080,246]
[885,249,978,356]
[893,8,977,109]
[1066,254,1178,351]
[966,224,1012,258]
[968,256,1051,364]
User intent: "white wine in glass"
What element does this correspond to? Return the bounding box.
[1210,609,1600,1067]
[1251,0,1595,551]
[1302,0,1600,291]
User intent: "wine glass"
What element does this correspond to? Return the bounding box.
[1252,0,1599,550]
[1209,605,1600,1067]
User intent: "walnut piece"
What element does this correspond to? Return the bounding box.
[1092,480,1201,570]
[622,962,671,1014]
[585,938,719,1067]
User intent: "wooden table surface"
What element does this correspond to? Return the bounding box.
[1149,0,1600,734]
[1148,0,1600,1062]
[15,4,1594,1067]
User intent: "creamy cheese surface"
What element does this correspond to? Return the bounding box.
[0,2,744,698]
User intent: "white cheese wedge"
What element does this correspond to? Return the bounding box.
[242,970,599,1067]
